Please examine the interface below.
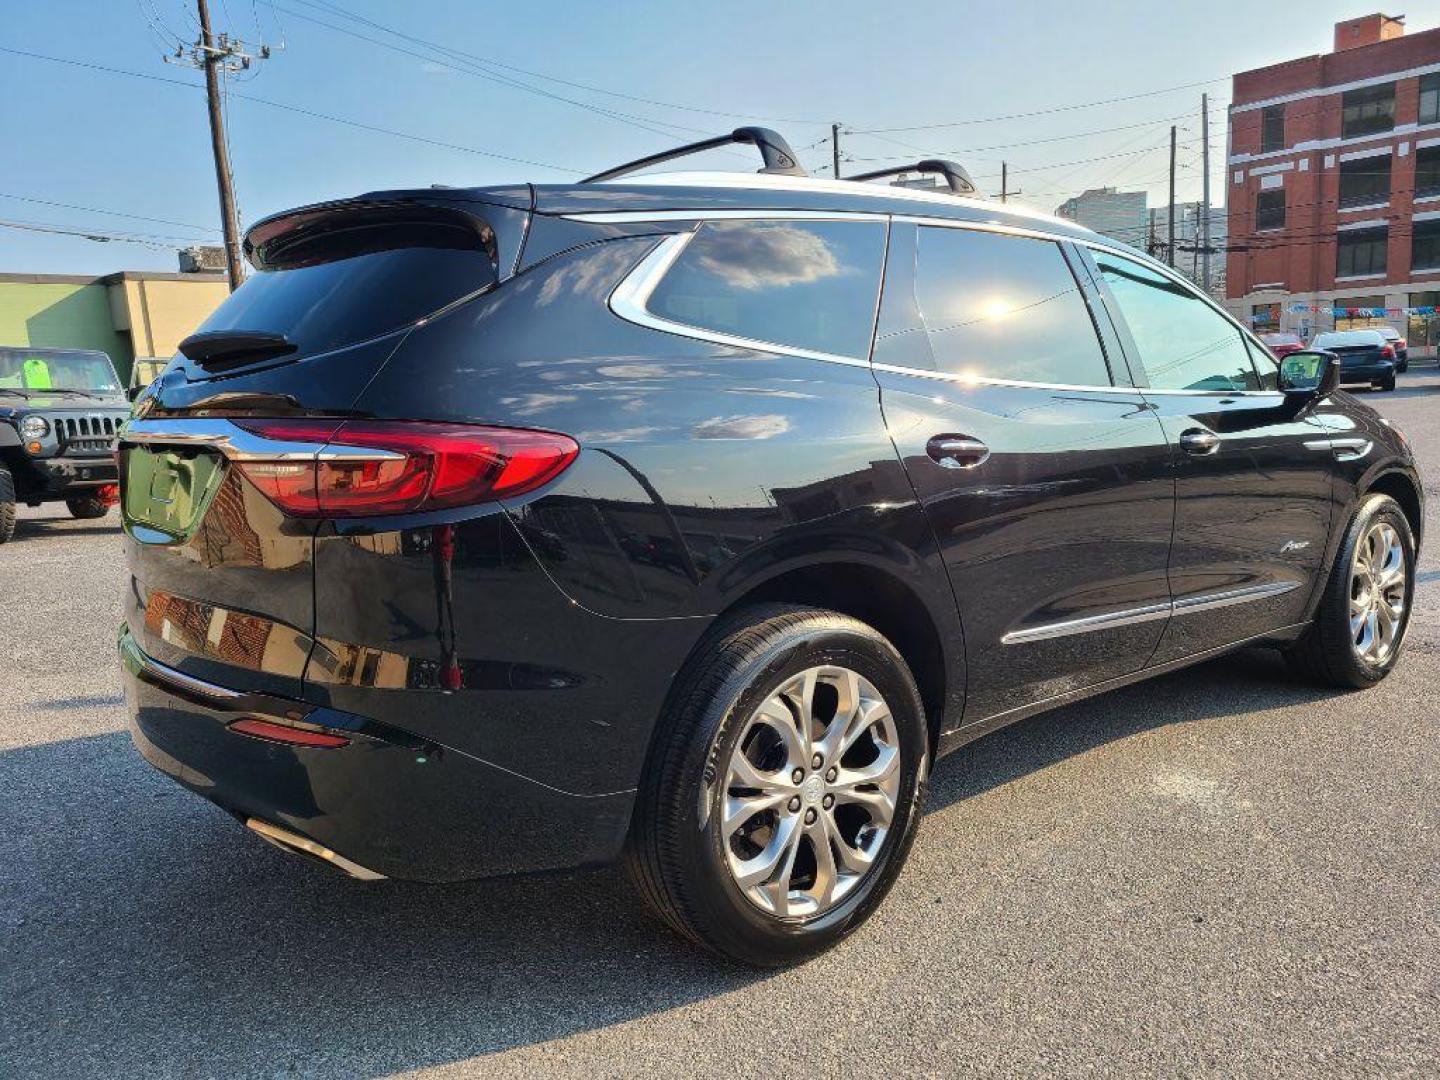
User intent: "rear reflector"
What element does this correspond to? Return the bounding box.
[228,718,351,748]
[230,419,578,517]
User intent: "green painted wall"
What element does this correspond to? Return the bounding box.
[0,281,133,381]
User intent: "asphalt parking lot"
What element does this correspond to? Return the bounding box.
[3,372,1438,1079]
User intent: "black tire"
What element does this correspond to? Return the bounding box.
[1380,374,1397,391]
[1284,493,1415,688]
[0,467,15,545]
[65,494,111,519]
[627,603,929,967]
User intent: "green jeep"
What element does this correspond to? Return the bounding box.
[0,347,130,543]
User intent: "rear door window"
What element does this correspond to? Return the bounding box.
[646,219,886,358]
[1092,249,1261,392]
[906,225,1114,386]
[194,209,499,361]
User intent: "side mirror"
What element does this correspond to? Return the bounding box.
[126,384,143,402]
[1278,350,1339,402]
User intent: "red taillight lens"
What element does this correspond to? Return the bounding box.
[231,419,578,517]
[1380,345,1395,359]
[228,718,350,748]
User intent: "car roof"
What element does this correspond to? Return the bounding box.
[1315,329,1384,343]
[523,170,1101,240]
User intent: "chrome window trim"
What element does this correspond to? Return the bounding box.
[565,209,886,224]
[120,417,404,462]
[606,229,877,368]
[1001,580,1302,645]
[601,210,1282,398]
[869,362,1141,396]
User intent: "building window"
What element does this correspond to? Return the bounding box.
[1414,220,1440,273]
[1416,146,1440,200]
[1261,105,1285,153]
[1334,294,1387,331]
[1252,302,1281,332]
[1341,83,1395,138]
[1421,74,1440,126]
[1337,154,1392,208]
[1336,228,1388,278]
[1255,190,1286,230]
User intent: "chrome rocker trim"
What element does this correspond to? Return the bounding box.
[1001,581,1302,645]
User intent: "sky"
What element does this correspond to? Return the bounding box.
[3,0,1436,275]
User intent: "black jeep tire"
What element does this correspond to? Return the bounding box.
[0,467,15,544]
[626,603,929,967]
[1284,493,1414,688]
[65,494,112,520]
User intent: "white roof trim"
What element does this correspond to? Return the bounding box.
[1231,60,1440,114]
[1340,146,1393,162]
[1228,122,1440,165]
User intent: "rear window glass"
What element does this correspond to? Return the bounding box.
[195,214,498,359]
[647,219,886,358]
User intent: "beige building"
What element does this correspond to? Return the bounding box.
[0,270,230,380]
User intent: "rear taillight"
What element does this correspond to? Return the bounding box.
[1380,345,1395,359]
[230,419,578,517]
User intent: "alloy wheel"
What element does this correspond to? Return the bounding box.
[714,665,901,919]
[1350,521,1407,664]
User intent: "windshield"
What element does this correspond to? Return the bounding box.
[0,348,120,392]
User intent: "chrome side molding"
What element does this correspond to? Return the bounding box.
[1002,580,1302,645]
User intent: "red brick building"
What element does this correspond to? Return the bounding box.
[1225,14,1440,350]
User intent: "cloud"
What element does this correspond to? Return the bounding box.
[688,222,848,291]
[691,414,791,440]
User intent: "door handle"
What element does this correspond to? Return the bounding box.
[1178,429,1220,456]
[927,434,990,469]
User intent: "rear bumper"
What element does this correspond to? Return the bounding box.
[1338,361,1394,383]
[119,626,637,882]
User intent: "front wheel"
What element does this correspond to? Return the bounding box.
[0,466,15,544]
[65,494,112,519]
[1284,493,1414,687]
[627,604,929,966]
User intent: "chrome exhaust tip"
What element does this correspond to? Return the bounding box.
[245,818,387,881]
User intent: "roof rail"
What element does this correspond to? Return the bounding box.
[582,127,807,184]
[845,159,980,197]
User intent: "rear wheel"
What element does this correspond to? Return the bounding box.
[1378,373,1397,391]
[1284,494,1414,688]
[0,467,15,544]
[65,494,111,519]
[627,604,929,966]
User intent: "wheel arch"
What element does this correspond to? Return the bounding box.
[1365,468,1424,549]
[711,559,961,754]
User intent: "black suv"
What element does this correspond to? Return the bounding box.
[0,346,127,542]
[117,130,1422,966]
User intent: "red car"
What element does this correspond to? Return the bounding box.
[1260,331,1306,359]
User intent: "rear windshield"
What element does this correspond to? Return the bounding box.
[195,209,499,360]
[1314,331,1382,348]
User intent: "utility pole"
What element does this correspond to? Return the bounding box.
[832,123,842,179]
[1167,125,1177,267]
[166,0,270,290]
[1200,93,1212,292]
[1001,162,1008,202]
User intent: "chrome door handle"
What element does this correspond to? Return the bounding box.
[1178,429,1220,456]
[927,435,990,469]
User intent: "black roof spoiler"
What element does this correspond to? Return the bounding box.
[583,127,807,183]
[846,159,980,197]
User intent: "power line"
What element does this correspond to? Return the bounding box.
[0,218,208,248]
[0,45,586,174]
[0,191,221,233]
[287,0,834,127]
[849,77,1230,133]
